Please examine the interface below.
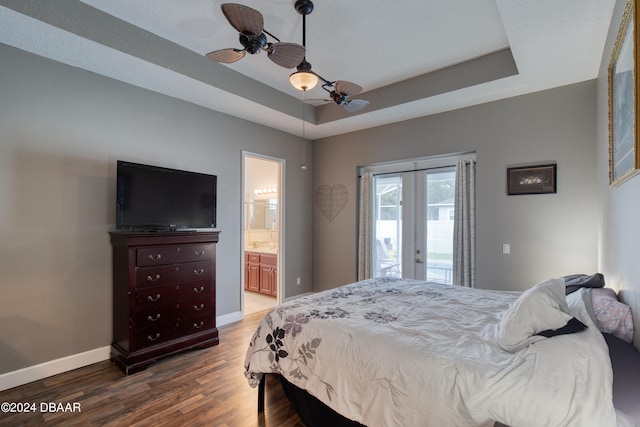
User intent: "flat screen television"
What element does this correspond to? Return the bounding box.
[116,160,217,230]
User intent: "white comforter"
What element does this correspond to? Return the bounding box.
[244,278,617,427]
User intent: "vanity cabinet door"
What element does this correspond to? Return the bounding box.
[260,254,277,297]
[246,261,260,292]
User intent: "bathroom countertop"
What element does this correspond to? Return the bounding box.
[244,248,278,255]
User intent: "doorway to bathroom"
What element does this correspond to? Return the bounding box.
[242,153,283,316]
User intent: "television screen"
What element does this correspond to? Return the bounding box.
[116,161,217,230]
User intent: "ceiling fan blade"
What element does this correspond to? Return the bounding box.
[334,80,363,96]
[206,48,246,64]
[267,42,306,69]
[220,3,264,35]
[343,99,369,113]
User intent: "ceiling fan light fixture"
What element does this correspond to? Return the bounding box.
[290,70,318,91]
[290,59,318,91]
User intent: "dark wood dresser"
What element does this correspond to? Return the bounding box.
[109,230,220,374]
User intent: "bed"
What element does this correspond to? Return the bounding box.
[244,277,635,426]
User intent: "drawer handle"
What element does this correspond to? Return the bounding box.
[193,286,205,293]
[147,333,160,342]
[194,250,205,257]
[193,321,205,329]
[193,268,205,276]
[147,314,161,322]
[193,303,205,311]
[147,294,161,302]
[147,274,161,282]
[147,254,162,261]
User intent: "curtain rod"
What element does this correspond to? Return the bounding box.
[361,164,456,178]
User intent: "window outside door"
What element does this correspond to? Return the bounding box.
[373,167,455,283]
[373,175,402,278]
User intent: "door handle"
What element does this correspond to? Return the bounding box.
[416,257,423,264]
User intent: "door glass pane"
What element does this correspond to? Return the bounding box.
[373,175,402,278]
[425,169,455,284]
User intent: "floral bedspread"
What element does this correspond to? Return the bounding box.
[244,277,617,427]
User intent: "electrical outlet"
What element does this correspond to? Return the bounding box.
[502,244,511,254]
[296,277,301,285]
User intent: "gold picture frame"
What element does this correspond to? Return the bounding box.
[609,0,640,186]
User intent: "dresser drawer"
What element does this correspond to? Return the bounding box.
[134,313,214,351]
[175,313,214,337]
[176,296,214,318]
[136,283,182,308]
[136,281,211,308]
[135,296,213,328]
[135,303,176,329]
[137,243,213,267]
[135,325,177,349]
[179,281,212,299]
[135,261,212,288]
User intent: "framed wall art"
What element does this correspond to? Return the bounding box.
[507,164,557,195]
[608,0,640,186]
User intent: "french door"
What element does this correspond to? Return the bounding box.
[372,167,456,283]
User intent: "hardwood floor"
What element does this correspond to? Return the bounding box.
[244,291,277,316]
[0,311,303,426]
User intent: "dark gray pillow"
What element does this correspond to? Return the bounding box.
[536,317,587,338]
[562,273,605,295]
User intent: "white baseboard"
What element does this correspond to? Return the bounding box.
[284,292,314,302]
[217,310,242,326]
[0,346,111,392]
[0,313,247,392]
[221,294,315,327]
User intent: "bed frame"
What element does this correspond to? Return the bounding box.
[258,374,364,427]
[605,333,640,424]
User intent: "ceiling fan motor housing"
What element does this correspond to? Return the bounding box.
[294,0,314,15]
[330,91,347,105]
[296,59,313,72]
[239,32,267,54]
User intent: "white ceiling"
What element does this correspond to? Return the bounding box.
[0,0,616,139]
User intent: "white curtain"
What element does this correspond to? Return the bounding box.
[357,172,373,280]
[453,160,476,287]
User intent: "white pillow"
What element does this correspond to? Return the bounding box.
[498,278,573,352]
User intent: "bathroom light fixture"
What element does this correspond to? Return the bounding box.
[254,187,277,195]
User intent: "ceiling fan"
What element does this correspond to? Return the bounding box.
[205,3,305,69]
[317,80,370,113]
[290,0,370,112]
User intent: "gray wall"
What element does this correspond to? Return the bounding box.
[313,81,598,292]
[0,44,313,375]
[4,0,639,377]
[597,0,640,349]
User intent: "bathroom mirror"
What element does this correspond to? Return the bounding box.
[246,199,278,230]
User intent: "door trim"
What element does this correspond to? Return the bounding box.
[241,151,285,317]
[366,152,475,281]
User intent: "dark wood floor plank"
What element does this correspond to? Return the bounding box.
[0,310,302,426]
